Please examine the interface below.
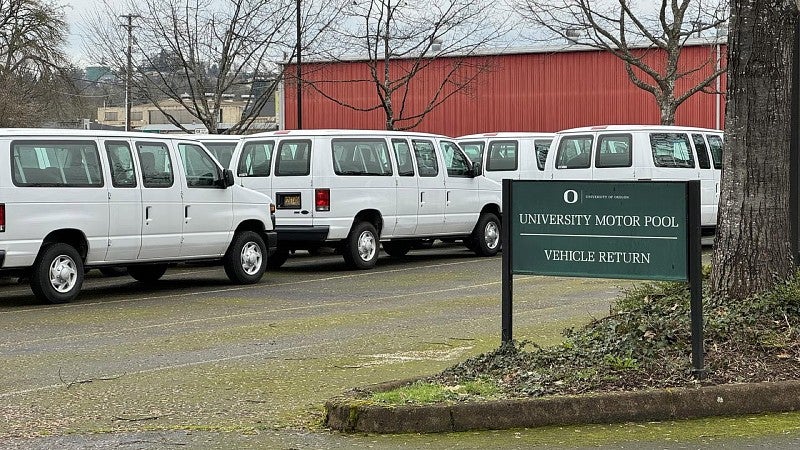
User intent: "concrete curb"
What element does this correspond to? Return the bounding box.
[324,379,800,433]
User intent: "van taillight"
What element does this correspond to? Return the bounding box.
[315,189,330,212]
[0,204,4,232]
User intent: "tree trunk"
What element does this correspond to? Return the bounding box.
[711,3,798,299]
[658,98,676,125]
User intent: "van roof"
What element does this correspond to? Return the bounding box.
[242,129,450,139]
[0,128,204,140]
[557,125,723,134]
[457,132,555,140]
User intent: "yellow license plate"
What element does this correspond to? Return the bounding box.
[280,194,301,208]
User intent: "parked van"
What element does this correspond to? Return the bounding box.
[0,129,277,303]
[457,132,555,182]
[540,125,723,233]
[209,130,503,269]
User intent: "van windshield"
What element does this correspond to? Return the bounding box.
[203,142,236,168]
[458,141,484,163]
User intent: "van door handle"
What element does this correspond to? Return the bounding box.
[145,206,152,224]
[185,205,191,223]
[446,190,451,205]
[420,191,425,206]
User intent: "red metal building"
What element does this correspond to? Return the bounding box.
[282,41,726,137]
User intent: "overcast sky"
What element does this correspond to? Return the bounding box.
[63,0,103,65]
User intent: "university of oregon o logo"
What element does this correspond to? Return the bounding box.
[563,189,578,204]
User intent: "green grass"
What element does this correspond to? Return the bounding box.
[370,378,502,405]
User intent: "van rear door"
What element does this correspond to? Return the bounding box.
[272,139,314,228]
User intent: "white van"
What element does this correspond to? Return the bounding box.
[0,129,277,303]
[457,132,555,182]
[207,130,503,269]
[541,125,723,233]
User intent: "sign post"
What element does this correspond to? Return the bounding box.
[501,180,703,374]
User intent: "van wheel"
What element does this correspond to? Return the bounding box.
[30,243,84,304]
[224,231,266,284]
[471,212,501,256]
[343,222,379,269]
[128,264,168,282]
[266,247,289,269]
[382,241,412,257]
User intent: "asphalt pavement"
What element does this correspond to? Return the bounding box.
[0,243,797,449]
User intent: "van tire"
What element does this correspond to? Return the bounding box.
[382,241,412,257]
[343,222,379,269]
[224,231,266,284]
[128,264,168,282]
[30,243,84,304]
[266,247,290,269]
[471,212,501,256]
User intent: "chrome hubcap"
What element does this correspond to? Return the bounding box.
[49,255,78,293]
[240,241,263,275]
[357,231,377,262]
[484,221,500,250]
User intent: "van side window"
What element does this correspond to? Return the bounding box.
[691,134,712,169]
[275,140,311,176]
[556,136,592,169]
[412,139,439,177]
[238,141,274,177]
[11,140,103,187]
[707,134,723,169]
[105,141,136,188]
[650,133,694,168]
[486,141,518,172]
[440,140,471,177]
[392,139,415,176]
[595,134,632,168]
[179,143,222,188]
[332,138,392,176]
[136,142,174,188]
[458,141,484,163]
[204,142,236,168]
[534,139,551,171]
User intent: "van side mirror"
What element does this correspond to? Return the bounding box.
[471,161,483,177]
[222,168,235,188]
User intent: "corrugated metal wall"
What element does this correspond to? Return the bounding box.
[283,44,726,136]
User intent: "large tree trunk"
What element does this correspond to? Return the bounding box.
[711,2,798,299]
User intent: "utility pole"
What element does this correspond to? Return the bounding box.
[296,0,302,129]
[120,14,139,132]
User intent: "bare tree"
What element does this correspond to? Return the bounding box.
[710,2,798,298]
[1,0,73,126]
[514,0,728,125]
[83,0,340,134]
[305,0,509,131]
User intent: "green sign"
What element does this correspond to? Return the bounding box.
[510,181,688,281]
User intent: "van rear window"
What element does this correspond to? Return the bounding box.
[650,133,695,168]
[332,139,392,176]
[238,141,274,177]
[556,136,592,169]
[275,140,311,176]
[486,141,518,172]
[11,140,103,187]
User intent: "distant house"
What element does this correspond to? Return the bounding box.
[97,93,279,134]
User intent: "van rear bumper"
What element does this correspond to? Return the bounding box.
[275,225,330,243]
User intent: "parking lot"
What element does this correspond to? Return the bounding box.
[0,243,637,447]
